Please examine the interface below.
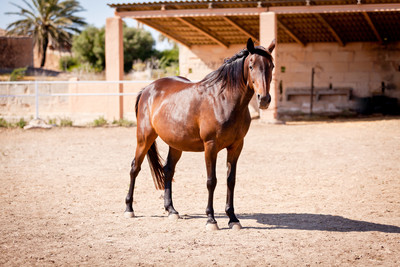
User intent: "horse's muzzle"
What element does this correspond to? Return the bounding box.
[257,94,271,109]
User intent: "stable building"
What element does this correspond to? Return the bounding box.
[106,0,400,120]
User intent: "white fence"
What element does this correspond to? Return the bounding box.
[0,80,153,124]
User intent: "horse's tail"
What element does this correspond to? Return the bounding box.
[135,90,143,118]
[136,90,165,190]
[147,141,165,190]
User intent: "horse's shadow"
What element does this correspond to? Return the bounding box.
[238,213,400,233]
[181,213,400,233]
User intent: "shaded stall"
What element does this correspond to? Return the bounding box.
[107,0,400,120]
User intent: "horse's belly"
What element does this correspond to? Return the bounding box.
[153,115,204,152]
[157,132,204,152]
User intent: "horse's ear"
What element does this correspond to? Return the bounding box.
[247,38,255,53]
[268,39,276,53]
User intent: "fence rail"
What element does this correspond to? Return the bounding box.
[0,80,152,120]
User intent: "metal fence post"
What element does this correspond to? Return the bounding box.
[35,80,39,119]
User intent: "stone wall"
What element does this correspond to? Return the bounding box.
[0,37,33,69]
[0,35,67,71]
[276,42,400,114]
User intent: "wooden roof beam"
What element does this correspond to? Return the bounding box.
[315,13,344,46]
[277,19,306,46]
[175,17,229,48]
[222,16,259,43]
[362,12,383,43]
[114,4,400,18]
[269,3,400,14]
[116,8,263,19]
[135,18,192,48]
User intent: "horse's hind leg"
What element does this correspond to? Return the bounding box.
[124,132,157,218]
[164,147,182,220]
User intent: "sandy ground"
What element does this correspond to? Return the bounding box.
[1,118,400,266]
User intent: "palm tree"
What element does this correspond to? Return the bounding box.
[6,0,86,67]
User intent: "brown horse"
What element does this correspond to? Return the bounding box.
[125,38,275,230]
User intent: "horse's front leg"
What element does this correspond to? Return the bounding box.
[204,141,219,230]
[226,140,244,230]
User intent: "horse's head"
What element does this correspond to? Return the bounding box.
[245,38,275,109]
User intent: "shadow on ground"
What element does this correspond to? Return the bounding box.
[178,213,400,233]
[239,213,400,233]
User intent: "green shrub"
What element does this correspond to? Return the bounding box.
[59,56,79,71]
[159,47,179,70]
[9,67,27,81]
[60,118,73,127]
[0,118,28,128]
[112,118,135,127]
[15,118,27,128]
[47,118,58,125]
[93,116,107,127]
[0,117,11,128]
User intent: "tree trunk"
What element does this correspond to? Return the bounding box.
[40,37,49,68]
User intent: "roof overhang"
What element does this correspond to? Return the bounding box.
[108,1,400,48]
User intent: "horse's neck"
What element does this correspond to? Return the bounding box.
[238,57,253,107]
[200,56,253,114]
[220,84,254,113]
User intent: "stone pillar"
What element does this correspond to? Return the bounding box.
[105,16,124,120]
[259,12,279,123]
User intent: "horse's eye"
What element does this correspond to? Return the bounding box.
[249,65,253,70]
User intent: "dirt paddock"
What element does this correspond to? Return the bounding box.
[1,118,400,266]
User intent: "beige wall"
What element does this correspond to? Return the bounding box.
[68,80,146,124]
[179,41,400,115]
[179,44,245,81]
[0,81,147,125]
[0,82,70,121]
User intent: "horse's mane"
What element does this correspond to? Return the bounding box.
[200,48,250,93]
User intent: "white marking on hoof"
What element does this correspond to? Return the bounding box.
[124,211,135,218]
[229,222,242,230]
[168,213,180,221]
[206,223,220,231]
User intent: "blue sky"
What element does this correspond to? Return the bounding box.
[0,0,172,50]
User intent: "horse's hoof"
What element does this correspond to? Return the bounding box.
[124,211,135,218]
[229,222,242,230]
[206,223,220,231]
[168,213,180,221]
